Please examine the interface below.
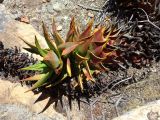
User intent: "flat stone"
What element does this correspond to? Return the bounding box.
[113,100,160,120]
[0,5,48,54]
[0,4,13,32]
[0,20,48,49]
[0,104,52,120]
[0,79,66,120]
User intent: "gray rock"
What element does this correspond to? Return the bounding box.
[113,100,160,120]
[0,104,53,120]
[0,79,66,120]
[0,4,12,32]
[2,0,104,38]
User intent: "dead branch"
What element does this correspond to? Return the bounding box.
[78,4,103,12]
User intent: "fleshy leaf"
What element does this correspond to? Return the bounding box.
[66,17,76,42]
[92,27,106,44]
[89,51,106,63]
[46,73,68,88]
[52,18,64,46]
[82,68,92,81]
[21,73,48,81]
[43,50,60,70]
[76,35,93,56]
[66,17,79,42]
[25,71,53,92]
[66,58,72,77]
[104,28,113,43]
[20,38,39,54]
[79,18,94,39]
[35,36,48,57]
[21,62,48,71]
[78,74,83,92]
[84,61,94,82]
[75,53,89,63]
[42,22,60,58]
[92,45,103,56]
[23,48,39,55]
[60,42,83,56]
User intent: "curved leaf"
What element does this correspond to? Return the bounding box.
[78,74,83,92]
[80,18,94,39]
[76,35,93,56]
[59,42,83,56]
[92,27,106,44]
[20,73,48,81]
[82,68,92,81]
[52,18,64,46]
[84,61,95,82]
[66,17,76,42]
[75,52,89,63]
[23,48,39,55]
[89,51,106,63]
[43,50,60,70]
[35,36,48,57]
[20,38,39,54]
[21,62,48,71]
[46,73,68,88]
[25,71,53,92]
[66,58,72,77]
[42,22,60,58]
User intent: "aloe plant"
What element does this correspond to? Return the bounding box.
[21,17,120,92]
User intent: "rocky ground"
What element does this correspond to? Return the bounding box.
[2,0,104,37]
[0,0,160,120]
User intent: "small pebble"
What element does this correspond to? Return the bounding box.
[42,0,50,3]
[15,15,30,24]
[56,25,62,31]
[88,12,94,18]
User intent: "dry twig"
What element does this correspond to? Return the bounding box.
[78,4,103,12]
[130,8,160,31]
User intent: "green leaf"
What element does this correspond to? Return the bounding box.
[20,73,49,81]
[23,48,39,55]
[21,62,48,71]
[20,38,39,54]
[25,71,53,92]
[35,36,48,57]
[46,73,68,88]
[42,22,61,58]
[43,50,60,70]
